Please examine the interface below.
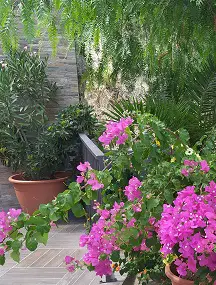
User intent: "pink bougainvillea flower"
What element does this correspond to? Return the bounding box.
[0,232,6,243]
[76,176,84,184]
[124,177,142,201]
[132,204,142,212]
[116,133,128,145]
[94,259,112,277]
[97,209,110,219]
[127,218,136,228]
[184,160,198,167]
[65,256,74,265]
[205,181,216,195]
[87,173,104,190]
[133,246,140,251]
[174,259,188,277]
[50,221,56,227]
[7,208,21,220]
[140,239,149,251]
[181,168,189,177]
[77,161,91,172]
[0,248,4,256]
[99,117,133,146]
[200,160,210,173]
[148,217,156,225]
[67,265,75,272]
[79,234,89,247]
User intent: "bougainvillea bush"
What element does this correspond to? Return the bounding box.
[158,163,216,284]
[0,114,216,284]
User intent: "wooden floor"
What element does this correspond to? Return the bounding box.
[0,221,126,285]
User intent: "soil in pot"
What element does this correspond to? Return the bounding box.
[9,171,71,215]
[165,264,194,285]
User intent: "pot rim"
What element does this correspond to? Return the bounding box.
[8,171,71,185]
[165,264,194,285]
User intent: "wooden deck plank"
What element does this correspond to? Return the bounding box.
[30,249,62,267]
[16,249,49,268]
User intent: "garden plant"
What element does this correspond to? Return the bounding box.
[0,49,97,180]
[0,113,215,284]
[0,1,216,283]
[1,1,216,144]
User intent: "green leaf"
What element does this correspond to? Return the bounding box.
[100,253,107,260]
[97,170,112,188]
[0,255,5,265]
[34,232,48,245]
[86,187,98,200]
[26,236,38,251]
[178,129,190,144]
[39,204,51,216]
[11,240,22,252]
[26,216,48,226]
[36,224,51,234]
[68,183,81,205]
[10,251,20,262]
[82,194,91,205]
[145,236,157,248]
[164,189,174,204]
[87,264,95,271]
[146,198,160,211]
[49,208,61,221]
[71,203,86,218]
[110,251,120,262]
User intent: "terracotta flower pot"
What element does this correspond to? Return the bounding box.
[9,171,71,215]
[165,264,194,285]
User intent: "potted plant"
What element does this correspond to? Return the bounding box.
[7,102,98,214]
[157,163,216,285]
[0,50,98,214]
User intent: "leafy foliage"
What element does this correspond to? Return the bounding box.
[0,1,215,82]
[0,113,216,284]
[105,67,216,145]
[24,103,99,180]
[1,1,216,144]
[0,49,56,171]
[0,49,98,180]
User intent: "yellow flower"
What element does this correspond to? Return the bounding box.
[196,153,201,160]
[155,139,161,147]
[171,157,176,163]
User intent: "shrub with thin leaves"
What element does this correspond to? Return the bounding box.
[0,49,56,171]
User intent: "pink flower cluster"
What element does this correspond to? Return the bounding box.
[64,255,81,272]
[124,177,142,201]
[76,161,104,190]
[65,196,154,277]
[158,184,216,277]
[0,208,22,256]
[99,117,133,146]
[87,173,104,190]
[79,217,117,277]
[181,159,210,177]
[0,208,21,244]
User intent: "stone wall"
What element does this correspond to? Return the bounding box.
[0,41,79,211]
